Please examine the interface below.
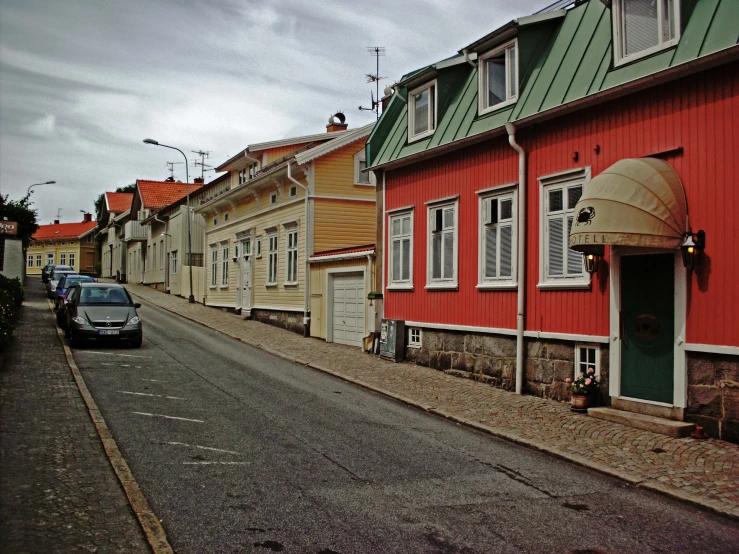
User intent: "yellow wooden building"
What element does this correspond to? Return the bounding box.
[27,215,98,275]
[195,119,377,347]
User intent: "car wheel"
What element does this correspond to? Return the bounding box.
[68,332,78,348]
[130,335,143,349]
[56,312,64,327]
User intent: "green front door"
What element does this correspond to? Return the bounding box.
[620,254,674,403]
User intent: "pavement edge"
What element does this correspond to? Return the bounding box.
[133,292,739,522]
[46,298,174,554]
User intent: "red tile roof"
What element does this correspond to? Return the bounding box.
[137,180,204,210]
[105,192,134,214]
[33,220,98,241]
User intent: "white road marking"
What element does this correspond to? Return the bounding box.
[165,441,241,455]
[141,379,166,383]
[182,462,250,465]
[83,352,150,359]
[133,412,203,423]
[118,391,185,400]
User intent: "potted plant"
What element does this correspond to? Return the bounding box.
[566,369,600,412]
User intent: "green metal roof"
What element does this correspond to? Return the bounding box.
[367,0,739,169]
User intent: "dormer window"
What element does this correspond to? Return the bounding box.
[479,39,518,115]
[614,0,680,65]
[238,169,247,185]
[408,80,437,142]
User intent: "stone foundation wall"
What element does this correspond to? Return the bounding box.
[686,352,739,443]
[251,309,305,336]
[405,329,609,402]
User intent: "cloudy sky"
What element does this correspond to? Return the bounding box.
[1,0,551,224]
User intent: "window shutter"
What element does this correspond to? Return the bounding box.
[548,218,564,276]
[432,233,442,279]
[485,227,497,278]
[443,232,454,279]
[500,225,513,277]
[566,216,583,275]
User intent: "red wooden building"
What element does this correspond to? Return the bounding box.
[366,0,739,441]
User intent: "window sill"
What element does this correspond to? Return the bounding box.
[283,282,298,287]
[614,40,678,68]
[354,182,375,187]
[387,284,414,291]
[476,282,517,291]
[408,129,435,143]
[425,283,458,291]
[479,97,517,117]
[537,280,591,290]
[407,344,421,349]
[265,283,277,288]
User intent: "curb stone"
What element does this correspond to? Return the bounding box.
[45,297,174,554]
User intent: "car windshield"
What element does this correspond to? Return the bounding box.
[79,287,131,306]
[64,277,93,288]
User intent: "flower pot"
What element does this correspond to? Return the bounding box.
[570,393,589,413]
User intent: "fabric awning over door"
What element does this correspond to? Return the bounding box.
[569,158,688,253]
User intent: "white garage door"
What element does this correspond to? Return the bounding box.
[332,273,365,347]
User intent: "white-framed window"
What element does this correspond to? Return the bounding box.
[408,79,437,142]
[238,168,247,185]
[213,216,218,226]
[248,162,258,179]
[153,243,157,268]
[35,254,42,267]
[285,228,298,284]
[241,237,251,257]
[210,246,217,287]
[68,252,75,269]
[60,252,66,265]
[575,344,600,378]
[539,169,590,288]
[479,39,518,115]
[289,185,297,198]
[159,240,164,269]
[255,237,262,258]
[613,0,680,65]
[220,243,229,287]
[267,233,278,285]
[171,250,178,275]
[270,192,277,205]
[354,150,372,185]
[427,200,458,288]
[478,189,516,288]
[388,210,413,289]
[27,254,34,268]
[408,328,422,348]
[46,252,54,265]
[224,213,229,222]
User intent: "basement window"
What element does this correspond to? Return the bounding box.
[575,345,600,378]
[408,328,422,348]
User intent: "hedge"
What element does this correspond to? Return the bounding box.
[0,274,23,352]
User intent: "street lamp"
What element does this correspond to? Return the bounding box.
[143,139,195,303]
[26,180,56,198]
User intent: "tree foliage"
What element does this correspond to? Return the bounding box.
[0,194,39,249]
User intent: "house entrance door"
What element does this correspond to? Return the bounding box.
[240,258,252,311]
[620,253,674,403]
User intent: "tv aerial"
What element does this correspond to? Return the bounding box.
[166,161,184,180]
[359,46,385,120]
[191,149,213,180]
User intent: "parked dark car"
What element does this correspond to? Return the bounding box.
[41,264,55,283]
[54,274,96,310]
[46,266,75,298]
[65,283,143,348]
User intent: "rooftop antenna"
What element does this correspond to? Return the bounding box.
[166,161,184,180]
[191,149,212,180]
[56,208,62,221]
[359,46,385,120]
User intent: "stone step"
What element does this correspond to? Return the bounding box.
[588,407,696,438]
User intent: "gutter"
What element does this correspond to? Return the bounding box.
[287,161,311,335]
[504,122,526,396]
[308,249,375,263]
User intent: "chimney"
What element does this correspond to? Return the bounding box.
[381,85,394,112]
[83,213,92,223]
[326,112,348,133]
[194,177,205,184]
[54,219,60,225]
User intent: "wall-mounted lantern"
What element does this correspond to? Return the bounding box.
[681,229,705,270]
[582,245,604,275]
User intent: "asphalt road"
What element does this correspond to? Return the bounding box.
[72,300,739,554]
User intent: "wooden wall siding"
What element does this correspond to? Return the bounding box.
[262,144,309,166]
[204,225,239,306]
[384,64,738,346]
[313,199,375,254]
[309,258,370,339]
[313,138,375,199]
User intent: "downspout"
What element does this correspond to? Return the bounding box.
[287,161,311,335]
[462,49,477,67]
[505,122,526,395]
[154,213,168,291]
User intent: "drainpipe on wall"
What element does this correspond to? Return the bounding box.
[153,214,168,291]
[287,161,311,336]
[505,122,526,395]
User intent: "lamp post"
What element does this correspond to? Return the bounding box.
[143,139,195,303]
[26,180,56,199]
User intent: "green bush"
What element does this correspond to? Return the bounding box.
[0,274,23,351]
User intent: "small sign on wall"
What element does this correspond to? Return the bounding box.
[0,221,18,235]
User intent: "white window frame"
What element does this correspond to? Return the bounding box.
[68,252,75,269]
[285,227,298,285]
[408,327,422,348]
[248,162,258,179]
[426,198,459,290]
[60,252,66,265]
[35,253,42,268]
[46,252,55,265]
[408,79,437,143]
[538,168,591,289]
[220,242,229,287]
[478,186,517,289]
[266,232,278,286]
[159,240,164,269]
[27,254,34,268]
[478,39,519,115]
[270,191,277,205]
[613,0,681,67]
[241,236,252,257]
[575,344,601,378]
[255,237,262,258]
[354,150,373,186]
[171,250,178,275]
[387,209,414,290]
[213,216,218,226]
[224,213,229,222]
[209,247,217,287]
[289,185,297,198]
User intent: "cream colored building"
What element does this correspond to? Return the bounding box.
[99,192,134,280]
[196,119,377,346]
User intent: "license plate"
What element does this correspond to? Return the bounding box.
[99,329,119,336]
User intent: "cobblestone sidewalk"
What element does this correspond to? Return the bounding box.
[124,281,739,520]
[0,279,150,553]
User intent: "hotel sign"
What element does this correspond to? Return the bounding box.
[0,221,18,235]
